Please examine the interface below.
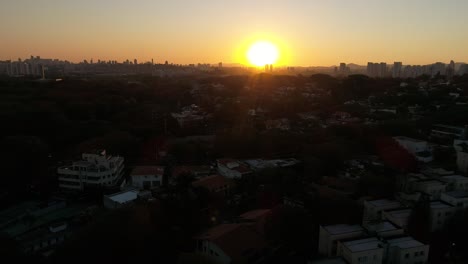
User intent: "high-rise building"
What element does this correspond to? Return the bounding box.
[269,64,273,72]
[392,62,402,78]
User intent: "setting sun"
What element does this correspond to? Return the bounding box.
[247,41,279,67]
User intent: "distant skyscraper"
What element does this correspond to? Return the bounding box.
[379,62,387,77]
[265,64,269,72]
[134,59,138,65]
[218,62,222,68]
[447,60,455,79]
[270,64,273,72]
[392,62,402,78]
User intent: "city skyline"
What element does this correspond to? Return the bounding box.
[2,0,468,66]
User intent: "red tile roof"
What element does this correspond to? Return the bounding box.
[131,166,164,176]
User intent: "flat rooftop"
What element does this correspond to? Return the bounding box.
[442,175,468,181]
[366,199,401,208]
[387,236,425,249]
[394,136,426,143]
[384,208,412,219]
[107,190,138,204]
[367,221,400,233]
[444,191,468,199]
[430,201,454,209]
[322,224,364,235]
[342,237,381,253]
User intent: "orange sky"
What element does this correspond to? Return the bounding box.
[2,0,468,66]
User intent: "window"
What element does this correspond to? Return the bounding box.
[414,252,419,256]
[405,253,410,259]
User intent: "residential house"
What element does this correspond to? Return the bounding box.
[130,166,164,189]
[337,237,384,264]
[362,199,402,227]
[382,209,412,229]
[239,209,272,236]
[393,137,433,163]
[441,191,468,210]
[384,236,429,264]
[318,224,366,257]
[429,201,455,231]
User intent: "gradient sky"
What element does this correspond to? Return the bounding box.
[2,0,468,66]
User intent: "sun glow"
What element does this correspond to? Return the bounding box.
[247,41,279,67]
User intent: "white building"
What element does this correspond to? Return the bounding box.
[412,180,446,200]
[337,237,383,264]
[394,136,433,163]
[382,209,412,229]
[440,175,468,191]
[57,151,124,191]
[362,199,402,227]
[216,159,252,179]
[318,224,366,257]
[103,190,138,209]
[454,140,468,173]
[429,201,455,231]
[130,166,164,189]
[441,191,468,210]
[365,221,405,238]
[385,236,429,264]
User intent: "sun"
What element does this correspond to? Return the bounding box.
[247,41,279,67]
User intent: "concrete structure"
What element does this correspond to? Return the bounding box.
[382,209,412,229]
[130,166,164,189]
[365,221,405,238]
[362,199,402,227]
[318,224,366,257]
[337,237,383,264]
[429,201,455,231]
[431,124,467,141]
[394,137,433,163]
[440,175,468,191]
[385,236,429,264]
[441,191,468,210]
[412,180,446,200]
[216,159,252,179]
[103,190,138,209]
[454,140,468,174]
[57,151,124,191]
[392,62,403,78]
[195,224,266,264]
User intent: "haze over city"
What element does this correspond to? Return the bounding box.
[2,0,468,66]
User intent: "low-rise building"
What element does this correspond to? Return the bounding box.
[57,151,125,191]
[130,166,164,189]
[244,158,300,171]
[103,190,138,209]
[441,191,468,210]
[239,209,272,236]
[195,224,266,264]
[365,221,405,238]
[318,224,366,257]
[382,209,412,229]
[454,140,468,174]
[384,236,429,264]
[217,159,252,179]
[394,136,433,163]
[440,175,468,191]
[362,199,402,227]
[412,180,446,200]
[337,237,383,264]
[429,201,455,231]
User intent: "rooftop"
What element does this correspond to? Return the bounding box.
[430,201,454,209]
[366,199,401,208]
[367,221,400,233]
[387,236,425,249]
[342,237,381,253]
[322,224,364,235]
[441,175,468,181]
[239,209,272,220]
[384,208,412,219]
[444,191,468,199]
[394,136,426,143]
[106,190,138,204]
